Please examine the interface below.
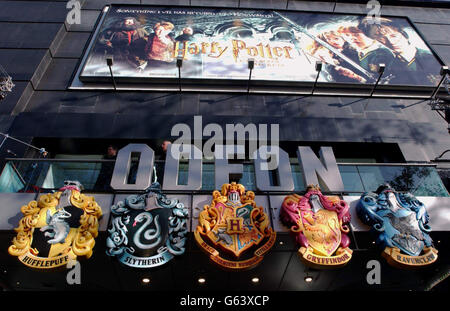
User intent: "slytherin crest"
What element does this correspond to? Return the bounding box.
[357,184,438,268]
[8,181,103,269]
[280,185,352,268]
[106,182,188,268]
[195,182,276,270]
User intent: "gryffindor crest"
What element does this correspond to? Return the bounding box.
[281,185,353,268]
[8,181,102,269]
[195,182,276,270]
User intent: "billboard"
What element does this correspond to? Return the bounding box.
[79,5,443,87]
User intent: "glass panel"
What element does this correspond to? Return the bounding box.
[240,164,256,191]
[357,166,387,192]
[339,165,365,193]
[10,161,50,193]
[0,162,25,193]
[202,162,215,191]
[404,167,449,197]
[178,162,189,186]
[154,161,165,184]
[291,163,305,192]
[0,160,447,197]
[41,162,102,190]
[357,165,449,197]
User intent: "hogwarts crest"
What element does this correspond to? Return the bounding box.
[106,182,188,268]
[357,184,438,268]
[195,182,276,270]
[280,185,353,268]
[8,181,102,269]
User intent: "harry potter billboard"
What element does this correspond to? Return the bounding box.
[79,5,443,87]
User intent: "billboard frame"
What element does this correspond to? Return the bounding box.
[69,4,447,98]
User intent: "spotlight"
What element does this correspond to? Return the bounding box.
[251,277,260,283]
[247,58,255,94]
[142,277,150,284]
[369,63,386,97]
[304,276,313,283]
[248,58,255,70]
[198,277,206,284]
[106,57,113,67]
[312,61,322,95]
[176,56,183,68]
[431,65,449,99]
[106,56,117,90]
[177,56,183,92]
[315,61,323,72]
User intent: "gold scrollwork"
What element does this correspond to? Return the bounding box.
[9,189,102,262]
[8,201,41,256]
[70,190,102,258]
[38,193,59,209]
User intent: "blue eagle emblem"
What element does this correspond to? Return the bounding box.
[356,184,434,257]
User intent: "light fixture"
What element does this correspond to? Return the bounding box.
[251,277,260,283]
[304,276,313,283]
[176,56,183,92]
[369,63,386,97]
[311,61,322,95]
[176,56,183,68]
[247,58,254,94]
[198,277,206,284]
[279,241,284,245]
[431,65,449,99]
[142,277,150,284]
[106,56,117,91]
[248,58,255,70]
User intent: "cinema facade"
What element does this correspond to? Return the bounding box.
[0,0,449,292]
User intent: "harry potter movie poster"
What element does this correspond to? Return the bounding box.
[80,5,443,86]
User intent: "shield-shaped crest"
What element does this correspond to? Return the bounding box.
[357,184,438,268]
[8,181,103,269]
[281,185,352,268]
[300,209,341,257]
[195,183,276,270]
[106,182,188,268]
[206,201,264,258]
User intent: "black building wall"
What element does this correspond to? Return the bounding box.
[0,0,450,162]
[0,0,449,293]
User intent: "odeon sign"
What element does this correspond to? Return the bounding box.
[110,143,345,192]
